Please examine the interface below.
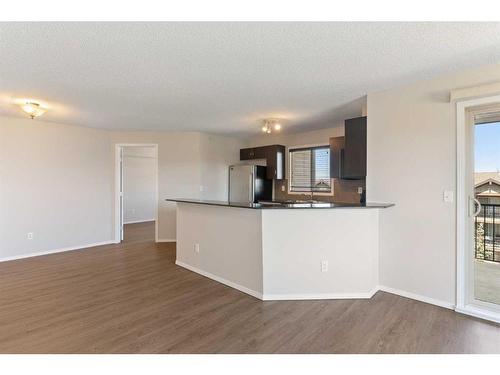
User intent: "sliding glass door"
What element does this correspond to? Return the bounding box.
[472,116,500,308]
[458,104,500,323]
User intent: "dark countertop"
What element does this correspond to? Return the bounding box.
[166,198,394,209]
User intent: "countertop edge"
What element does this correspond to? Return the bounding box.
[166,199,395,210]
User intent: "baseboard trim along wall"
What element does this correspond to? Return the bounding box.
[173,260,458,306]
[378,285,455,310]
[262,287,379,301]
[175,259,379,302]
[0,240,116,263]
[123,219,155,224]
[455,306,500,324]
[157,238,176,243]
[175,260,264,300]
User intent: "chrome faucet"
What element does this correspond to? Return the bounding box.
[303,190,314,203]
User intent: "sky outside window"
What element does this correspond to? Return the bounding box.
[475,122,500,172]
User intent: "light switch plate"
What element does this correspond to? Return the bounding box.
[321,260,328,272]
[443,190,454,203]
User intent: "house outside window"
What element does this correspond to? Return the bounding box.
[289,145,331,193]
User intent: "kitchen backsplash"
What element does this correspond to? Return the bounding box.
[273,178,366,204]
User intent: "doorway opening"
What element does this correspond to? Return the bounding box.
[457,96,500,323]
[114,144,159,243]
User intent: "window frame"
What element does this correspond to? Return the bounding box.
[287,144,334,196]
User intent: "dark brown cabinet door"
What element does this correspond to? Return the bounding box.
[329,136,345,178]
[240,148,255,160]
[343,116,366,179]
[253,146,267,159]
[240,146,267,160]
[239,145,285,180]
[265,145,285,180]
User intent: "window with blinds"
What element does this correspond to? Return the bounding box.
[289,146,331,192]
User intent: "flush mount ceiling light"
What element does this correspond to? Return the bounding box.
[19,101,47,119]
[261,119,282,134]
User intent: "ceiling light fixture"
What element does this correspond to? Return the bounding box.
[261,119,282,134]
[19,101,47,119]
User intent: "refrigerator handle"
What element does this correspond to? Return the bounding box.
[249,173,254,203]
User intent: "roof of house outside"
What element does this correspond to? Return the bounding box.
[475,171,500,187]
[477,189,500,197]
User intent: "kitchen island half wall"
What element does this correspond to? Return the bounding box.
[170,199,393,300]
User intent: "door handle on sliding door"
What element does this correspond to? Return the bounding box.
[470,196,482,217]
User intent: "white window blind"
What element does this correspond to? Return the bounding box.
[290,146,331,192]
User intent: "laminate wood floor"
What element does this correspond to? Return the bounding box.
[1,221,499,353]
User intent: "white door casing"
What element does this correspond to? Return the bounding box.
[456,94,500,323]
[114,144,159,243]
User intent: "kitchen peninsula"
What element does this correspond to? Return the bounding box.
[167,198,393,301]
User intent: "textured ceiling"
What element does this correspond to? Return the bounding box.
[1,22,500,136]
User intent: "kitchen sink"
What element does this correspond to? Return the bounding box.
[257,201,284,206]
[258,199,322,205]
[284,199,321,204]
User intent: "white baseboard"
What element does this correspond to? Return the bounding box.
[157,238,176,243]
[123,219,155,224]
[175,260,263,300]
[378,285,455,310]
[175,260,379,301]
[0,240,116,263]
[455,305,500,324]
[262,287,378,301]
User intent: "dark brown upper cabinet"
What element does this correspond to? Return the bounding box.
[329,116,366,180]
[240,147,266,160]
[240,145,286,180]
[265,145,286,180]
[329,136,345,179]
[343,116,367,179]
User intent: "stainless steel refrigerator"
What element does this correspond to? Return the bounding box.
[228,165,273,203]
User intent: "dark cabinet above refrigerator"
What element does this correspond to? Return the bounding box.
[240,144,286,180]
[330,116,367,180]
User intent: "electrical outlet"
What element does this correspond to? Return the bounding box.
[357,187,363,194]
[194,243,200,253]
[27,232,33,240]
[321,260,328,272]
[281,184,285,192]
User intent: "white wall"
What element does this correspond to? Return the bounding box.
[176,203,264,296]
[199,133,244,201]
[110,131,205,241]
[367,63,500,307]
[122,146,157,224]
[175,202,380,300]
[262,208,379,298]
[0,116,243,259]
[0,116,113,259]
[109,131,244,241]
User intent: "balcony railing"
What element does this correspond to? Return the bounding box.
[475,203,500,262]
